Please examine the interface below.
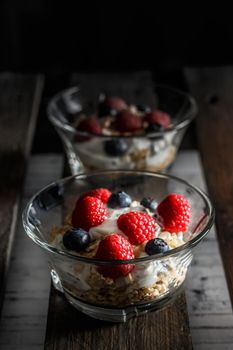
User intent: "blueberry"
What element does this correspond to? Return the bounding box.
[145,238,169,255]
[137,104,151,113]
[63,228,90,252]
[107,191,132,208]
[104,139,129,156]
[140,197,157,211]
[146,123,163,133]
[98,101,116,117]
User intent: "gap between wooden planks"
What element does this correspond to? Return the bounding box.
[0,74,44,315]
[44,72,193,350]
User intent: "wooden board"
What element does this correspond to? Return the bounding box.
[44,72,193,350]
[0,74,44,315]
[45,288,191,350]
[170,151,233,349]
[185,67,233,307]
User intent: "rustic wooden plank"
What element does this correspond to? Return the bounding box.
[185,67,233,308]
[45,288,191,350]
[44,72,193,350]
[0,155,63,350]
[190,314,233,328]
[196,345,233,350]
[191,328,233,345]
[170,151,233,349]
[0,73,44,316]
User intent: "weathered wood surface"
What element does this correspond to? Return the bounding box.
[45,290,191,350]
[171,152,233,349]
[0,152,232,349]
[0,74,44,316]
[0,155,63,350]
[185,67,233,309]
[44,72,193,350]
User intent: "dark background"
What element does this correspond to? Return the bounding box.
[1,2,233,73]
[0,2,231,153]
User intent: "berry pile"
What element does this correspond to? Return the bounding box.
[62,187,191,279]
[74,95,172,142]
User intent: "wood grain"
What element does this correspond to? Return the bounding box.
[45,287,191,350]
[170,151,233,348]
[44,72,193,350]
[185,67,233,308]
[0,74,44,315]
[0,155,63,350]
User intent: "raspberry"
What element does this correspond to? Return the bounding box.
[115,110,142,132]
[76,117,101,140]
[79,188,111,204]
[117,211,158,245]
[104,96,127,111]
[95,234,135,279]
[157,193,191,233]
[72,196,107,231]
[144,110,171,128]
[99,96,127,117]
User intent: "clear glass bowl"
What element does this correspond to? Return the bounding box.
[47,86,197,175]
[22,171,214,322]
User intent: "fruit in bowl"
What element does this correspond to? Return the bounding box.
[49,189,193,308]
[23,171,214,322]
[48,87,197,174]
[72,95,176,172]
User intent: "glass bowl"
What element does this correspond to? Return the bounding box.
[47,86,197,175]
[22,170,214,322]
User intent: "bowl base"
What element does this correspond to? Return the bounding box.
[63,283,184,322]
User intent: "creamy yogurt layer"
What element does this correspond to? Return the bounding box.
[75,135,176,171]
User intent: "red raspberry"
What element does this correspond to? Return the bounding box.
[76,116,101,141]
[95,234,135,279]
[157,193,191,233]
[72,196,107,231]
[144,110,171,128]
[102,96,127,111]
[117,211,158,245]
[78,188,111,204]
[115,110,142,132]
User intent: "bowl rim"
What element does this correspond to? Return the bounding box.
[22,170,215,265]
[47,85,198,139]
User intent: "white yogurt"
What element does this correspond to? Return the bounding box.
[75,136,175,170]
[89,203,145,240]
